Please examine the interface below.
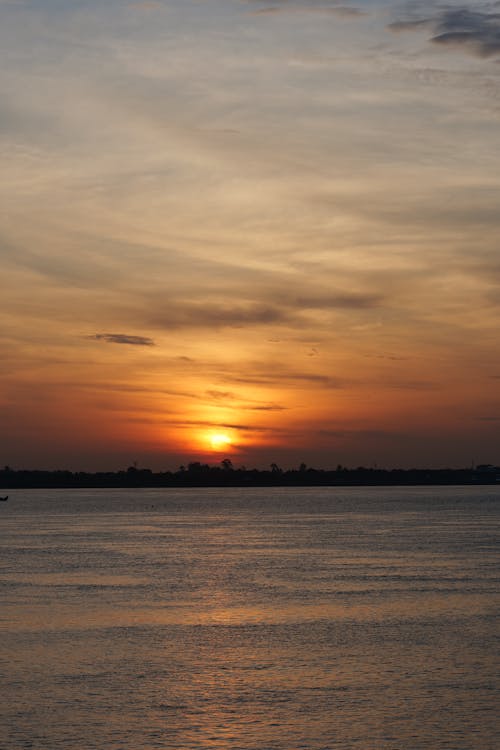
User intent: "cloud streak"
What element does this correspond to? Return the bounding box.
[223,370,342,387]
[143,289,384,332]
[389,7,500,59]
[251,4,366,19]
[90,333,155,346]
[148,302,289,330]
[161,419,283,434]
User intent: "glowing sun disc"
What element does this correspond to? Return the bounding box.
[209,432,232,451]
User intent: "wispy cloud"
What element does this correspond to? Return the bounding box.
[388,7,500,59]
[319,428,410,440]
[246,403,287,411]
[388,19,433,33]
[143,288,384,332]
[251,4,366,19]
[204,389,287,411]
[148,302,289,330]
[223,370,341,387]
[90,333,155,346]
[292,292,383,310]
[205,389,235,400]
[160,419,282,434]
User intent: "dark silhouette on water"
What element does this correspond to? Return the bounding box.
[0,463,499,489]
[0,495,8,501]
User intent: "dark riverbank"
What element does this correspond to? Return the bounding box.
[1,464,499,489]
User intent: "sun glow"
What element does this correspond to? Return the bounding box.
[209,432,233,452]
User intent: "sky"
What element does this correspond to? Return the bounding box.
[1,0,500,471]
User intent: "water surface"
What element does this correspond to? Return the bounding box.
[1,486,498,749]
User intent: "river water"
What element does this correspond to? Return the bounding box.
[0,486,499,749]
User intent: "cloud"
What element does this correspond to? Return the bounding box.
[388,7,500,59]
[223,370,341,387]
[319,428,410,440]
[245,403,287,411]
[292,292,383,310]
[365,353,408,361]
[143,287,384,333]
[90,333,155,346]
[205,389,235,401]
[388,19,433,33]
[149,302,290,330]
[328,6,366,19]
[161,419,282,434]
[204,389,287,411]
[252,5,366,19]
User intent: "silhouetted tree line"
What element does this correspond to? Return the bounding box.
[1,462,499,489]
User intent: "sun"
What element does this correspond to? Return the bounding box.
[209,432,233,452]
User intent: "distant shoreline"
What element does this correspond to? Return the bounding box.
[1,464,499,489]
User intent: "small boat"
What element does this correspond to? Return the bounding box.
[0,496,8,501]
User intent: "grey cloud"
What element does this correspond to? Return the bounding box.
[319,428,410,440]
[327,6,366,19]
[209,421,273,432]
[293,292,383,310]
[3,240,120,288]
[205,389,235,400]
[388,19,433,32]
[319,184,500,242]
[245,403,287,411]
[223,371,341,387]
[145,287,384,333]
[364,353,409,361]
[433,10,500,57]
[90,333,155,346]
[252,4,366,18]
[164,419,282,433]
[150,302,289,330]
[205,389,287,411]
[251,6,292,15]
[116,386,202,402]
[389,7,500,59]
[379,379,439,391]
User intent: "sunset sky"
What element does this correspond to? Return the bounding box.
[2,0,500,471]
